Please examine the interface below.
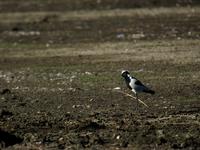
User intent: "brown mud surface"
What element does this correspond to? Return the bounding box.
[0,1,200,149]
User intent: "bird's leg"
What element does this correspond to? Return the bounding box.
[135,93,138,111]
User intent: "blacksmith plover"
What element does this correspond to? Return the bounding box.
[121,70,155,98]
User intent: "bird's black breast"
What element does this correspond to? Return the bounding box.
[124,76,132,90]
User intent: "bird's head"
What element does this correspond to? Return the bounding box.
[121,70,130,78]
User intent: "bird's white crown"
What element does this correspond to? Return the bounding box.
[121,70,129,75]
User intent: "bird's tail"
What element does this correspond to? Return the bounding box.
[144,89,155,95]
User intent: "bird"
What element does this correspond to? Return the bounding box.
[121,70,155,107]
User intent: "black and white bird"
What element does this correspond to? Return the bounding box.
[121,70,155,98]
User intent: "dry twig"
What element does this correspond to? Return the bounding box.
[115,90,149,108]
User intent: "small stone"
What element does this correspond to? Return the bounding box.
[116,33,125,39]
[85,71,92,75]
[113,87,121,90]
[116,135,120,140]
[86,105,91,109]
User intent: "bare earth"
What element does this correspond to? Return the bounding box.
[0,3,200,150]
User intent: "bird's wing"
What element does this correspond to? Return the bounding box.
[135,80,144,86]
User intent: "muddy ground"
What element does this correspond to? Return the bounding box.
[0,1,200,149]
